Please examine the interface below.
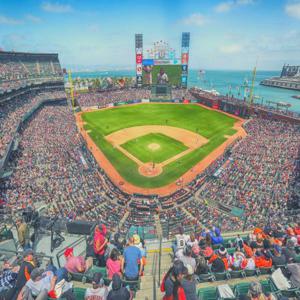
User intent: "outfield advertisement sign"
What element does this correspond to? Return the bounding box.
[141,99,150,103]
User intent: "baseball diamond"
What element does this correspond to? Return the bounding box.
[77,103,246,193]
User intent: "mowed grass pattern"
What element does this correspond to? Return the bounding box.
[82,104,237,188]
[121,133,188,164]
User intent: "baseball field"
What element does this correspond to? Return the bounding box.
[80,103,240,189]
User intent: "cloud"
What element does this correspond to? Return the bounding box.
[25,14,42,23]
[215,0,254,13]
[219,44,242,53]
[0,15,23,25]
[41,2,73,13]
[285,2,300,19]
[182,13,209,26]
[215,1,234,13]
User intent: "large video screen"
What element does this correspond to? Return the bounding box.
[142,64,182,86]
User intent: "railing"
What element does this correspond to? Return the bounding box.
[0,247,54,266]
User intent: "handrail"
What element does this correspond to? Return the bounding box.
[152,252,157,300]
[0,247,54,265]
[158,235,162,286]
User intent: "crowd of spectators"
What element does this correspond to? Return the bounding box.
[198,119,300,230]
[0,86,299,240]
[0,90,65,159]
[162,225,300,300]
[76,88,196,107]
[0,53,63,93]
[77,89,151,107]
[0,225,147,300]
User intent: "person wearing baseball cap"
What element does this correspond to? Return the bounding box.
[5,249,36,300]
[85,272,108,300]
[64,247,92,274]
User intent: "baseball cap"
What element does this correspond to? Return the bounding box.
[218,246,227,256]
[133,234,140,245]
[23,249,34,257]
[64,247,73,257]
[92,272,104,285]
[30,268,44,281]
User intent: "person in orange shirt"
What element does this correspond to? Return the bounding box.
[254,251,272,268]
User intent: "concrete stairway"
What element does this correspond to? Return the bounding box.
[135,249,173,300]
[118,210,130,228]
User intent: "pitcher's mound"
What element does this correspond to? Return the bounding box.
[148,143,160,151]
[139,162,163,177]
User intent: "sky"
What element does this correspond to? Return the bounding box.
[0,0,300,70]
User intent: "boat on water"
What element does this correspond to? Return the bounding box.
[199,69,206,75]
[292,95,300,99]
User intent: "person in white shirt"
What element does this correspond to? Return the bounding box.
[157,68,168,84]
[85,272,108,300]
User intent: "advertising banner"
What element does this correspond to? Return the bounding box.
[153,59,181,65]
[181,53,189,64]
[136,54,142,64]
[142,59,154,66]
[136,64,142,75]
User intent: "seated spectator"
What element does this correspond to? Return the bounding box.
[206,248,226,273]
[20,268,74,300]
[6,249,36,300]
[85,272,108,300]
[181,264,197,300]
[218,247,232,270]
[107,273,130,300]
[254,251,272,268]
[94,224,108,267]
[287,263,300,288]
[0,263,20,293]
[195,255,209,275]
[269,245,286,267]
[64,247,93,273]
[122,237,143,281]
[178,246,196,271]
[282,239,297,263]
[247,281,276,300]
[20,268,55,299]
[210,227,224,245]
[106,249,122,279]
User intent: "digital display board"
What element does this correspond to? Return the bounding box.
[142,64,182,86]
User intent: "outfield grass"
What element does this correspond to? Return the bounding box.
[82,103,237,188]
[121,133,188,164]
